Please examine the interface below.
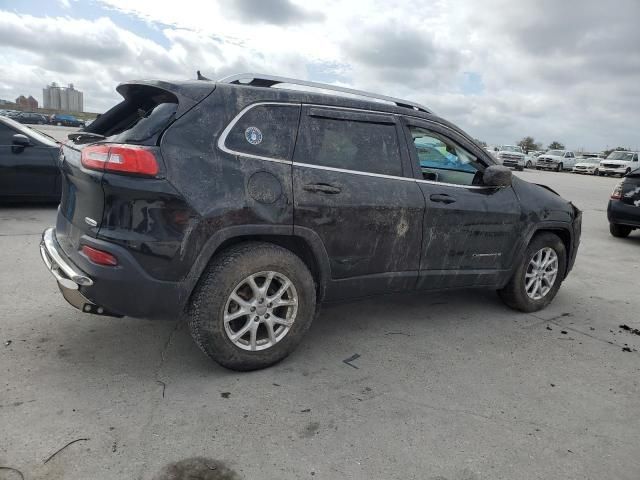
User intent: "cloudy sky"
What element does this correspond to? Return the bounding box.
[0,0,638,151]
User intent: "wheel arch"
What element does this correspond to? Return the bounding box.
[524,226,573,278]
[182,225,331,310]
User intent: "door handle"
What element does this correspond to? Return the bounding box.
[303,183,342,194]
[429,193,456,204]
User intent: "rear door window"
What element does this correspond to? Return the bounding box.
[223,104,301,161]
[294,108,402,176]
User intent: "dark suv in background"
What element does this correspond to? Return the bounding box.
[40,74,581,370]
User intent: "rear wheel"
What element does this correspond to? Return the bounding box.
[187,242,316,371]
[609,224,632,238]
[498,233,566,312]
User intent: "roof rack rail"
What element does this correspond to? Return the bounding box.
[218,73,431,113]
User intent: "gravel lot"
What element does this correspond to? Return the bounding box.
[1,163,639,479]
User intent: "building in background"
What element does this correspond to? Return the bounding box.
[42,82,83,112]
[16,95,38,110]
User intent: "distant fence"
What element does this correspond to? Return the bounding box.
[0,103,99,120]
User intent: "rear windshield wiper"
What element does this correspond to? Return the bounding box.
[68,132,106,144]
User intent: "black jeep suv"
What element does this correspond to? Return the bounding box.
[40,74,581,370]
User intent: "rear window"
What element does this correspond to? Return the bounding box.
[87,87,179,145]
[108,102,178,144]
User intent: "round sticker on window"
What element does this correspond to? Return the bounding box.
[245,126,263,145]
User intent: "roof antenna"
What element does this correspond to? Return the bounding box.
[196,70,211,81]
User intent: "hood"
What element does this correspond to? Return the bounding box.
[574,161,597,167]
[539,154,562,160]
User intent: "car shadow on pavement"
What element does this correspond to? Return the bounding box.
[47,287,512,379]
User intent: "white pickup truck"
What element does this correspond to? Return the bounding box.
[494,145,525,171]
[536,150,577,172]
[599,151,640,177]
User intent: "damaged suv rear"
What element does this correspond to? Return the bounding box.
[41,74,581,370]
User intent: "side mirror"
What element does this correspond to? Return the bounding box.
[483,165,512,187]
[12,134,31,148]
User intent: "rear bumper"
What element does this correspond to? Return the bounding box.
[608,200,640,227]
[40,227,184,319]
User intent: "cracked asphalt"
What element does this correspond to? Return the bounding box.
[1,169,639,480]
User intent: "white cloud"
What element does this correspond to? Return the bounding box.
[0,1,638,151]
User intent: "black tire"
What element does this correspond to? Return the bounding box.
[526,161,532,169]
[497,232,567,313]
[516,165,524,171]
[187,242,316,371]
[598,171,604,176]
[555,163,562,172]
[593,169,599,176]
[536,167,541,170]
[624,168,631,177]
[609,223,632,238]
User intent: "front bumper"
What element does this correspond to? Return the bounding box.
[573,166,596,174]
[600,166,627,175]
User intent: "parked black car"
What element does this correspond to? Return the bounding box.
[0,115,61,201]
[50,114,85,127]
[10,111,49,125]
[40,74,581,370]
[608,168,640,237]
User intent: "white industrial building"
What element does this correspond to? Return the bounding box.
[42,82,84,112]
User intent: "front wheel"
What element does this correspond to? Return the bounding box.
[526,161,532,168]
[555,163,562,172]
[610,223,632,238]
[187,242,316,371]
[498,233,566,312]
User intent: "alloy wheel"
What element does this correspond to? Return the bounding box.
[524,247,559,300]
[223,271,298,351]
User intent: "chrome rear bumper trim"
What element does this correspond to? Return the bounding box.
[40,227,93,289]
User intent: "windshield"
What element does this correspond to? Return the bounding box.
[500,145,521,153]
[607,151,635,161]
[547,150,564,156]
[0,115,58,146]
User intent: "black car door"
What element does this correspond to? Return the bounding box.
[292,106,425,299]
[401,118,522,289]
[0,122,58,197]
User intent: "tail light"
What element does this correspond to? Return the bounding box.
[611,182,623,200]
[81,245,118,266]
[81,144,159,176]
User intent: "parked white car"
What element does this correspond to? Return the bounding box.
[525,151,543,169]
[598,151,639,177]
[536,150,576,172]
[494,145,525,170]
[572,157,601,175]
